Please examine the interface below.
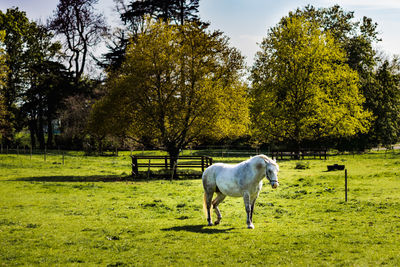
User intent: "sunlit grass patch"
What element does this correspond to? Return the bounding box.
[1,150,400,265]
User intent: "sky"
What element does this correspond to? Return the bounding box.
[1,0,400,66]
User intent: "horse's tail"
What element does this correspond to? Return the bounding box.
[203,192,208,218]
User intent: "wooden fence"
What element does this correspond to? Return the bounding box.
[131,155,213,177]
[270,150,327,160]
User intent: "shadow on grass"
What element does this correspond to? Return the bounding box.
[162,224,235,234]
[9,175,134,182]
[9,174,202,182]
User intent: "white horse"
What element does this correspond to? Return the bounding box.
[202,155,279,229]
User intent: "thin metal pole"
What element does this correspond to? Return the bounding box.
[345,169,348,202]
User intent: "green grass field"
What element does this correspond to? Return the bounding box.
[1,150,400,266]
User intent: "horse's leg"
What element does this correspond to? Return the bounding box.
[250,198,257,223]
[243,192,254,229]
[250,193,260,223]
[204,191,214,226]
[212,193,226,225]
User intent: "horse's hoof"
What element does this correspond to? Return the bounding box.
[207,222,213,226]
[247,224,255,229]
[214,221,220,225]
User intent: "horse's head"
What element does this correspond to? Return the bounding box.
[265,158,279,189]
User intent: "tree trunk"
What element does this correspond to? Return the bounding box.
[294,142,301,160]
[28,120,36,149]
[37,113,45,150]
[294,122,301,160]
[47,118,53,149]
[167,146,180,180]
[97,137,104,155]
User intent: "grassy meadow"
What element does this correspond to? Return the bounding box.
[1,150,400,266]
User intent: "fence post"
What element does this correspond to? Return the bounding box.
[165,156,168,170]
[132,156,138,177]
[147,160,151,179]
[201,156,205,172]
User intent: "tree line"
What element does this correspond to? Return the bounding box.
[1,1,399,160]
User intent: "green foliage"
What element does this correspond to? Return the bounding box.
[90,19,249,156]
[0,8,74,148]
[291,5,400,148]
[290,5,380,73]
[251,16,372,147]
[100,0,202,71]
[365,58,400,146]
[122,0,200,26]
[1,151,400,265]
[0,8,31,139]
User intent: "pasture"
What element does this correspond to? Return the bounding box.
[1,150,400,266]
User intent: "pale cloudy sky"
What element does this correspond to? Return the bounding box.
[1,0,399,66]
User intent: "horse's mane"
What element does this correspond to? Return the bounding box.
[254,154,279,171]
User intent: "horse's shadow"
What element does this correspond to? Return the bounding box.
[162,224,235,234]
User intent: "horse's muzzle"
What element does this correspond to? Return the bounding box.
[271,182,279,189]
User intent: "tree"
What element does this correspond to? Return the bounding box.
[121,0,200,26]
[0,8,31,141]
[89,19,248,166]
[365,58,400,147]
[17,21,76,149]
[50,0,108,85]
[250,16,372,153]
[100,0,201,71]
[290,5,395,149]
[21,60,75,149]
[290,5,380,74]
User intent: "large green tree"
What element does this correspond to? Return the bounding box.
[365,58,400,147]
[290,5,380,75]
[0,8,31,141]
[290,5,400,149]
[0,8,77,148]
[89,19,249,164]
[251,16,371,152]
[20,22,75,149]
